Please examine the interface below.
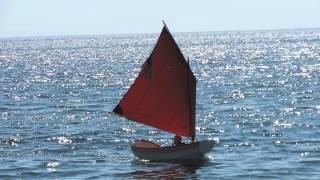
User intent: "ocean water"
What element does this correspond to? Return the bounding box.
[1,29,320,179]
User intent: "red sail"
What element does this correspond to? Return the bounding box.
[113,24,196,137]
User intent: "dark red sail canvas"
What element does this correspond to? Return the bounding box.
[113,24,196,137]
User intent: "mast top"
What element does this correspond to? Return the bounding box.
[162,20,167,27]
[162,20,170,33]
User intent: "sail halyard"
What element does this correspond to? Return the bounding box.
[113,24,196,137]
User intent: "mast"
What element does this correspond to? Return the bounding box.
[186,58,196,141]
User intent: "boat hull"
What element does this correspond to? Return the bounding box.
[131,140,215,162]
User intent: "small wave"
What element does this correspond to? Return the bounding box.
[46,136,72,144]
[273,120,293,128]
[1,138,22,146]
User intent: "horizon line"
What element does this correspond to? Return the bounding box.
[1,26,320,40]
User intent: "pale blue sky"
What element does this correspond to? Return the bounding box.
[1,0,320,38]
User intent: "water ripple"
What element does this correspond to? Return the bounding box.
[1,29,320,179]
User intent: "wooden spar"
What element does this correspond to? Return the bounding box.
[162,20,168,30]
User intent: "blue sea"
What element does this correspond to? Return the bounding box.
[1,29,320,179]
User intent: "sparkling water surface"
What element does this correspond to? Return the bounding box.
[1,29,320,179]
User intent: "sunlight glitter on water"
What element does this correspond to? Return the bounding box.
[1,29,320,179]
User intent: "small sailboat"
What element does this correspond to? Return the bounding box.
[112,22,215,162]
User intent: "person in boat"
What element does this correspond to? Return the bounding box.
[173,135,183,146]
[173,135,196,146]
